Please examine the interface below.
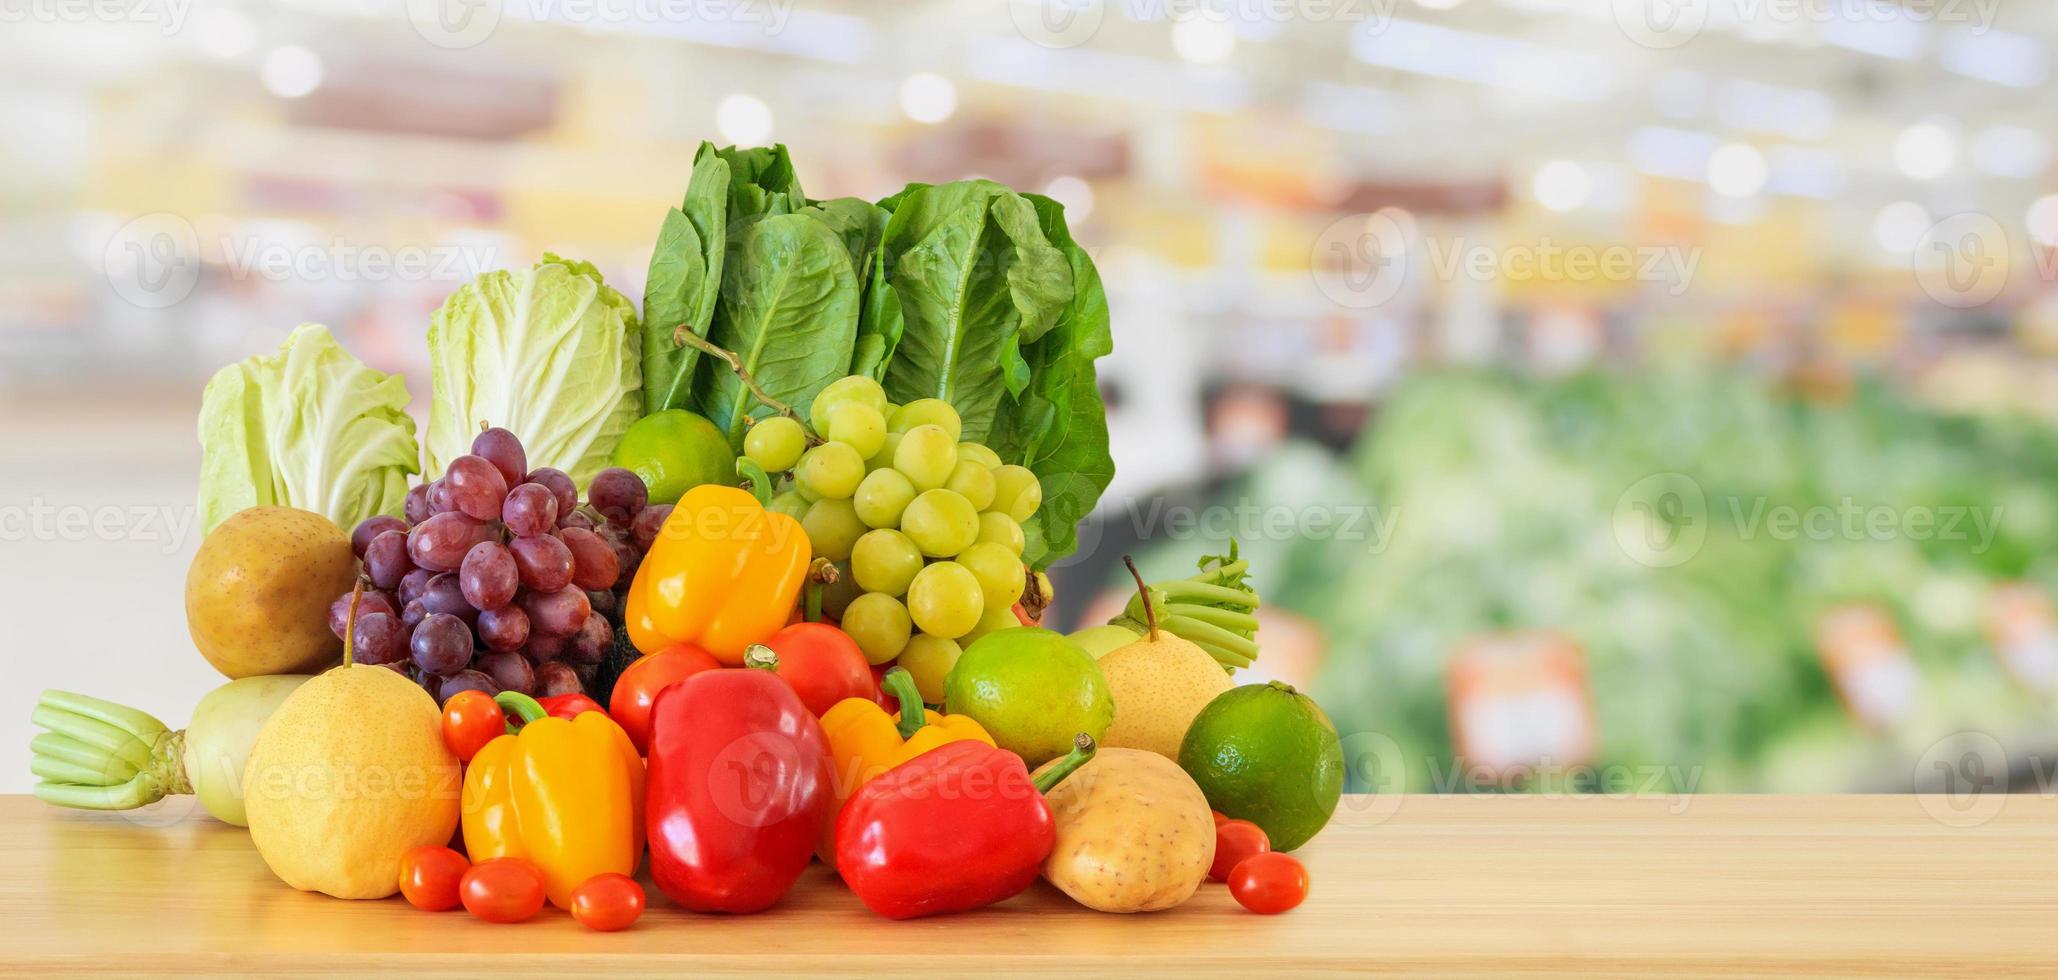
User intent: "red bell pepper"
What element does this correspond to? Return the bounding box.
[645,666,833,914]
[537,693,605,721]
[836,733,1098,919]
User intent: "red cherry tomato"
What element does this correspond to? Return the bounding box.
[750,622,877,716]
[1209,819,1271,881]
[459,857,548,923]
[1211,810,1229,826]
[609,643,722,753]
[569,872,646,932]
[441,690,505,762]
[398,846,470,911]
[1228,852,1309,914]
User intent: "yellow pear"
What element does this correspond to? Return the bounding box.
[1097,558,1233,759]
[243,601,460,899]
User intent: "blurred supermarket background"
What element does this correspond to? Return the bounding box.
[8,0,2058,795]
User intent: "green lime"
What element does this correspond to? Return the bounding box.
[944,627,1112,766]
[612,409,736,505]
[1177,681,1343,851]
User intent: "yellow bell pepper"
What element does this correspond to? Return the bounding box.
[625,483,812,664]
[816,668,994,859]
[460,693,645,908]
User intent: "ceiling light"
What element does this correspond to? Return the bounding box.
[1894,122,1957,180]
[899,73,957,124]
[716,93,774,145]
[1706,143,1768,199]
[1531,161,1589,212]
[260,46,323,99]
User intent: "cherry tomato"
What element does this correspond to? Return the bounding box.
[398,846,469,911]
[537,692,605,721]
[609,643,722,753]
[1228,852,1309,915]
[459,857,548,923]
[751,622,877,716]
[569,872,646,932]
[1209,819,1271,881]
[441,690,505,763]
[1211,810,1229,826]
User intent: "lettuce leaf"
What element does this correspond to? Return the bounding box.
[427,254,642,486]
[642,143,730,414]
[197,324,418,534]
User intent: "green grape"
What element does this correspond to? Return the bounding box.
[743,416,807,472]
[960,598,1023,645]
[900,489,979,557]
[801,498,867,561]
[897,633,963,703]
[884,403,905,432]
[824,401,887,459]
[796,442,865,500]
[990,464,1042,522]
[906,561,983,638]
[956,541,1027,608]
[895,398,962,441]
[956,442,1003,470]
[819,561,861,619]
[853,468,917,529]
[893,424,958,491]
[975,511,1025,555]
[842,592,912,665]
[867,431,904,473]
[943,461,996,511]
[768,490,812,521]
[796,479,823,503]
[810,375,887,432]
[851,528,923,596]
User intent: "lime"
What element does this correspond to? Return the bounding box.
[1177,682,1343,851]
[612,409,735,505]
[943,627,1112,766]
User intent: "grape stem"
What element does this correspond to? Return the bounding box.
[670,326,820,440]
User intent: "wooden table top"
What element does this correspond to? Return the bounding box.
[4,793,2054,976]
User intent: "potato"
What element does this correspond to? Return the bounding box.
[1033,746,1216,913]
[186,507,355,678]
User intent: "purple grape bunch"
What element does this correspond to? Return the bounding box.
[330,427,673,705]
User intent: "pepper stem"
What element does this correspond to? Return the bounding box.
[1032,733,1098,794]
[494,691,548,733]
[743,645,779,671]
[737,457,774,506]
[1122,555,1159,640]
[881,668,926,739]
[803,558,838,623]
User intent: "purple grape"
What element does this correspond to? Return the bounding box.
[352,515,408,558]
[410,613,474,676]
[526,467,579,521]
[445,454,509,522]
[567,612,613,665]
[404,484,433,525]
[560,527,620,592]
[559,510,596,531]
[586,588,618,618]
[510,534,575,592]
[408,512,487,572]
[596,523,641,588]
[472,427,528,489]
[630,504,672,551]
[329,591,398,640]
[459,540,519,611]
[588,467,647,523]
[533,661,583,698]
[399,567,435,608]
[438,669,501,704]
[524,632,568,663]
[351,612,407,665]
[401,599,428,629]
[419,572,478,625]
[478,604,531,653]
[572,662,598,685]
[522,587,592,637]
[428,479,456,515]
[365,530,413,590]
[477,652,535,696]
[504,483,559,537]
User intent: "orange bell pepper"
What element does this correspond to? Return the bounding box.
[816,667,994,860]
[461,693,644,908]
[624,484,811,664]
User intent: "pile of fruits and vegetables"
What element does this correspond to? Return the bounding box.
[28,143,1342,928]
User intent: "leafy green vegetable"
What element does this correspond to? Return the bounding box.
[691,213,862,447]
[427,253,642,487]
[642,144,729,414]
[197,323,418,534]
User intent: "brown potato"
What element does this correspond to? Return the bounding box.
[1033,746,1216,913]
[186,507,355,678]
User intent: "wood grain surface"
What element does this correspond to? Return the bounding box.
[3,793,2054,977]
